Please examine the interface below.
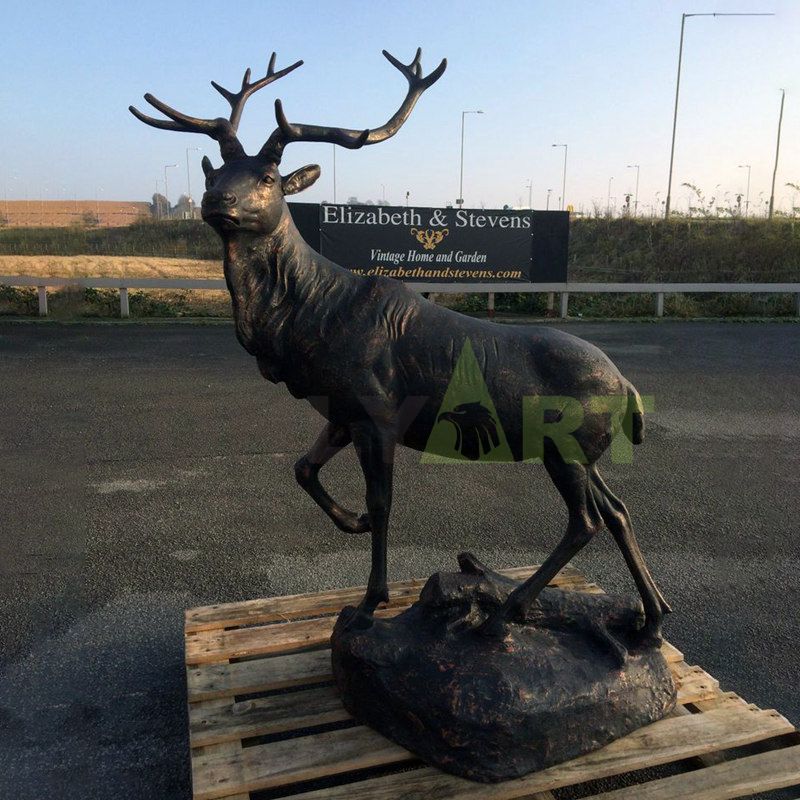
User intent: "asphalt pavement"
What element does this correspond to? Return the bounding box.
[1,319,798,799]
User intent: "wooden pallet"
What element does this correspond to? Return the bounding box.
[185,566,800,800]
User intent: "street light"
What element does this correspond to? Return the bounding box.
[627,164,640,216]
[664,11,774,218]
[607,176,614,217]
[164,163,178,218]
[551,144,567,210]
[525,179,532,209]
[186,146,201,215]
[546,188,552,211]
[768,89,785,220]
[458,110,483,207]
[738,164,751,217]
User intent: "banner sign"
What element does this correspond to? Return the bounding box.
[289,203,568,283]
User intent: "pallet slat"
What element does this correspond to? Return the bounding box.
[191,724,411,800]
[582,744,800,799]
[191,704,793,800]
[190,685,349,748]
[185,564,585,632]
[187,649,333,702]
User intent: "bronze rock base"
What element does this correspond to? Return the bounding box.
[331,553,677,782]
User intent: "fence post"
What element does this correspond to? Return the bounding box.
[37,286,48,317]
[547,292,555,313]
[559,292,569,318]
[119,287,130,318]
[655,292,665,317]
[487,292,495,318]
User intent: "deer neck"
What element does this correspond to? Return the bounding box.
[220,205,336,361]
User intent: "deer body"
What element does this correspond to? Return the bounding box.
[132,48,670,643]
[222,208,634,462]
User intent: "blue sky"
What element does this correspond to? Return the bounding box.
[1,0,797,213]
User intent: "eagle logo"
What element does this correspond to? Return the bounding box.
[436,402,500,461]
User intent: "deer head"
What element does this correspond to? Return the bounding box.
[130,49,446,238]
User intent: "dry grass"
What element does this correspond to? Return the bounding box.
[0,254,223,279]
[0,255,231,317]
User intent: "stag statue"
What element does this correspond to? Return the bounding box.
[130,49,670,643]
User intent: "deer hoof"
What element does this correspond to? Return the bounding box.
[333,511,371,534]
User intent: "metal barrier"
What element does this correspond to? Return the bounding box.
[2,275,799,318]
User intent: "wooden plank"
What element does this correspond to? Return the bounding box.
[191,724,411,800]
[185,564,585,632]
[186,581,611,666]
[582,744,800,799]
[264,706,794,800]
[191,741,248,800]
[190,686,349,748]
[672,663,719,706]
[187,649,332,702]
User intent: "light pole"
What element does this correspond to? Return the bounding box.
[552,144,567,210]
[381,184,386,204]
[332,145,337,204]
[164,163,178,218]
[186,146,201,216]
[607,176,614,217]
[738,164,751,217]
[627,164,640,216]
[525,179,532,209]
[768,89,785,220]
[546,188,552,211]
[665,11,774,218]
[458,110,483,207]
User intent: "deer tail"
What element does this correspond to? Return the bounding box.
[624,382,645,445]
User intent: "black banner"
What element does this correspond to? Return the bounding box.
[288,203,568,283]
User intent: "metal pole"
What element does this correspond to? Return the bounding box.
[738,164,751,216]
[458,110,483,207]
[607,177,614,216]
[164,164,177,218]
[186,146,200,215]
[332,145,337,204]
[769,89,785,220]
[526,179,532,209]
[628,164,640,216]
[666,12,774,219]
[562,146,567,210]
[665,14,687,218]
[546,189,552,211]
[459,111,465,206]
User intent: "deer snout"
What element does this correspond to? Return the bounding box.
[204,189,238,207]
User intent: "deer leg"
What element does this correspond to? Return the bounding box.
[349,422,395,623]
[480,456,603,637]
[589,466,671,645]
[295,422,370,534]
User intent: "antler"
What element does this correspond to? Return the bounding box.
[129,53,302,162]
[260,48,447,161]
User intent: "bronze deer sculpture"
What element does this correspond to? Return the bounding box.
[130,49,670,643]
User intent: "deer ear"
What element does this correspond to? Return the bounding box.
[201,156,215,177]
[282,164,321,195]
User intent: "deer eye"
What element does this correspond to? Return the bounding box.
[261,174,274,186]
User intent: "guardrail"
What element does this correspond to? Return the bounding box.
[2,275,799,318]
